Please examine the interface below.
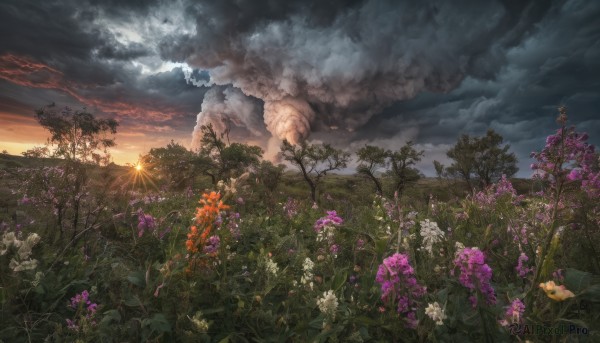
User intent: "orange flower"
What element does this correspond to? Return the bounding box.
[186,192,229,254]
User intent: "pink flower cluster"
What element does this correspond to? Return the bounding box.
[313,210,343,232]
[66,290,98,331]
[499,298,525,327]
[472,175,523,209]
[283,198,300,219]
[375,253,426,328]
[531,110,599,197]
[453,248,496,307]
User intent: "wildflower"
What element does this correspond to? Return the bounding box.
[317,290,339,319]
[186,192,229,254]
[9,258,38,271]
[552,269,564,282]
[314,210,343,232]
[539,281,575,301]
[203,235,220,255]
[500,299,525,327]
[301,257,315,288]
[375,253,425,328]
[516,253,533,278]
[356,238,365,250]
[137,210,156,237]
[419,219,445,255]
[453,247,496,307]
[425,302,446,325]
[329,244,339,258]
[265,257,279,276]
[188,311,210,333]
[283,198,300,218]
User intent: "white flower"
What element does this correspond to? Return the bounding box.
[300,258,315,288]
[419,219,445,255]
[425,302,447,325]
[316,225,335,243]
[317,290,338,319]
[1,231,20,255]
[188,312,209,333]
[455,241,465,254]
[10,258,38,272]
[265,258,278,276]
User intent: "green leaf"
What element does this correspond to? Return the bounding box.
[126,271,146,288]
[100,309,121,326]
[332,269,348,291]
[141,313,171,333]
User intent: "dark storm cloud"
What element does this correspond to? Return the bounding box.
[355,0,600,176]
[1,0,599,176]
[0,0,205,134]
[160,0,559,146]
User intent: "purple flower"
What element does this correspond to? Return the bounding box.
[567,169,582,181]
[500,299,525,327]
[375,253,425,329]
[203,235,220,255]
[137,210,156,237]
[516,253,533,278]
[314,210,343,232]
[453,248,496,307]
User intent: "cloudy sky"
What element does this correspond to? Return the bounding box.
[0,0,598,176]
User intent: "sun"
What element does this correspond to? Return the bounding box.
[135,163,143,172]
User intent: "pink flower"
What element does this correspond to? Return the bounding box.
[375,253,425,329]
[453,248,496,307]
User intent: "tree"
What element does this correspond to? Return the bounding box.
[252,160,286,194]
[280,139,350,202]
[356,145,388,195]
[387,141,424,196]
[197,123,263,184]
[142,140,209,190]
[35,104,118,165]
[22,146,50,158]
[446,129,518,189]
[30,104,118,240]
[433,160,446,180]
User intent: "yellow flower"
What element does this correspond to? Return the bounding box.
[539,281,575,301]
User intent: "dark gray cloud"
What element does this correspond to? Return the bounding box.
[160,0,560,146]
[0,0,599,177]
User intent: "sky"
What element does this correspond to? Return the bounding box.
[0,0,598,177]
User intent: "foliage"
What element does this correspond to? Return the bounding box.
[142,140,209,190]
[356,145,388,195]
[447,129,518,189]
[386,141,424,197]
[280,139,350,202]
[35,104,118,165]
[197,123,263,184]
[1,107,599,342]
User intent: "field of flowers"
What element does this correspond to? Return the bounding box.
[1,117,599,342]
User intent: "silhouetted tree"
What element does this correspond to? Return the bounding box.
[356,145,388,195]
[447,129,518,189]
[387,141,424,196]
[197,123,263,184]
[433,160,446,180]
[280,140,350,202]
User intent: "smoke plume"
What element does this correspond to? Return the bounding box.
[191,86,265,150]
[161,0,552,144]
